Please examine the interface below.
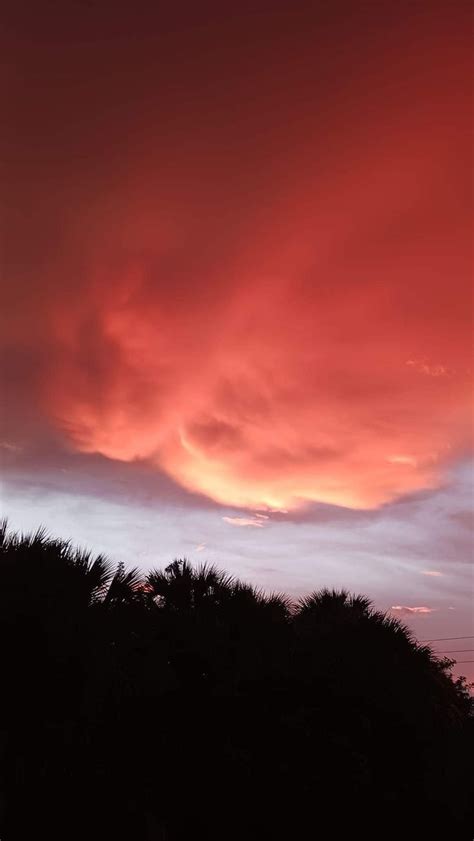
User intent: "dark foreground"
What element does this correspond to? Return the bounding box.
[0,523,472,839]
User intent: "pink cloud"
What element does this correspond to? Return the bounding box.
[222,516,266,528]
[391,605,435,616]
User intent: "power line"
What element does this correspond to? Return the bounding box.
[436,649,474,654]
[420,635,474,642]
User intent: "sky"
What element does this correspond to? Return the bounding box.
[1,2,473,681]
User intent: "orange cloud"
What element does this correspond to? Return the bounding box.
[2,4,472,513]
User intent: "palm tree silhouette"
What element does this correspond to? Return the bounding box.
[146,558,234,612]
[0,521,472,840]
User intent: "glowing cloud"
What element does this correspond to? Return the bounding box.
[391,606,435,616]
[2,4,471,513]
[223,516,266,529]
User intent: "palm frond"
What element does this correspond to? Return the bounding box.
[103,562,144,606]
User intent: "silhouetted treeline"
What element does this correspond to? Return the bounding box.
[0,522,472,839]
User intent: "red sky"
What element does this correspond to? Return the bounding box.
[1,2,473,676]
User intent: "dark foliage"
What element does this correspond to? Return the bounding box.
[0,521,472,839]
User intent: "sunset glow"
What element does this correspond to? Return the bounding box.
[42,86,471,511]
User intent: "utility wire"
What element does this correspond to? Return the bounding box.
[435,649,474,654]
[420,635,474,642]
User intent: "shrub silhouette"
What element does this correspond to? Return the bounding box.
[0,521,472,839]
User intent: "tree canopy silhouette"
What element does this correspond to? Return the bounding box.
[0,521,472,839]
